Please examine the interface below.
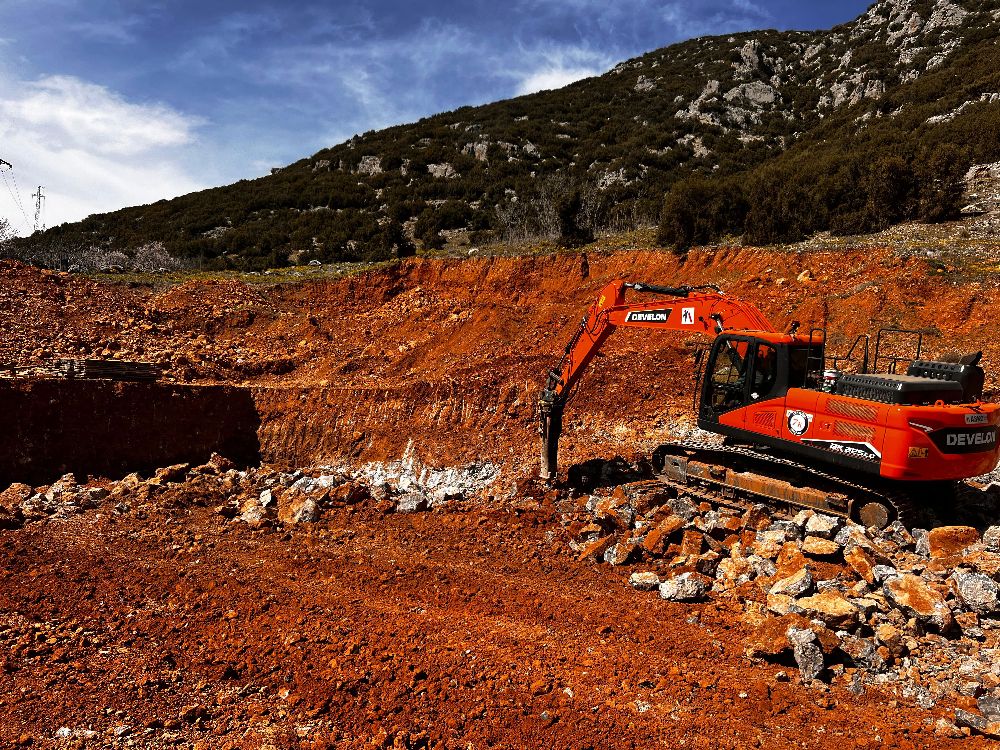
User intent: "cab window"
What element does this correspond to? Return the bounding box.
[708,339,749,411]
[751,343,778,401]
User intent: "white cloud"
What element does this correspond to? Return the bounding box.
[512,44,614,95]
[516,66,602,95]
[0,74,206,233]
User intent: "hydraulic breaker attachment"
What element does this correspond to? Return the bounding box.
[538,397,563,482]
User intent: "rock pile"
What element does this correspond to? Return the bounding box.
[0,453,491,533]
[565,480,1000,738]
[0,475,108,528]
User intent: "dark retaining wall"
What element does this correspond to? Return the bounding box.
[0,380,260,486]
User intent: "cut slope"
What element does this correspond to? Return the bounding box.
[3,242,999,473]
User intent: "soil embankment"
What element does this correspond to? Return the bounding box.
[3,249,999,474]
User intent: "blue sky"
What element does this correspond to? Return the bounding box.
[0,0,872,230]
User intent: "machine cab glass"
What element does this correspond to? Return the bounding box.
[701,335,815,421]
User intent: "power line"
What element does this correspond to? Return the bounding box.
[0,158,31,232]
[32,185,45,233]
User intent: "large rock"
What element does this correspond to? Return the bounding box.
[741,504,772,531]
[746,613,810,657]
[979,694,1000,722]
[874,623,904,657]
[44,473,78,502]
[955,709,988,733]
[152,463,190,485]
[766,593,797,616]
[604,539,641,567]
[278,491,320,524]
[695,550,721,576]
[844,545,877,584]
[659,572,709,602]
[753,530,787,559]
[394,493,430,513]
[951,571,999,614]
[20,493,58,520]
[838,633,885,672]
[642,515,685,555]
[770,567,813,597]
[884,574,954,631]
[76,487,109,509]
[329,481,370,506]
[629,571,660,591]
[928,526,981,559]
[794,591,859,628]
[802,536,840,557]
[774,542,808,578]
[805,513,841,539]
[882,521,915,550]
[913,528,931,557]
[240,489,277,526]
[680,530,704,557]
[747,555,776,578]
[578,535,616,562]
[594,494,635,530]
[983,526,1000,553]
[786,627,824,682]
[716,556,755,585]
[835,525,889,561]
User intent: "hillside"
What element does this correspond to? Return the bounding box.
[12,0,1000,270]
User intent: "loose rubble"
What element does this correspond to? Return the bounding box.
[1,452,499,535]
[564,479,1000,738]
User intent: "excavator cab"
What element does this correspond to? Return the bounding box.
[699,334,822,424]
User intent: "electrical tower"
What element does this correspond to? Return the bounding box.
[32,186,44,233]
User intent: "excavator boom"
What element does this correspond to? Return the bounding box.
[539,280,776,479]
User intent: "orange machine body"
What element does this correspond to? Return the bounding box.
[718,389,1000,482]
[539,279,1000,484]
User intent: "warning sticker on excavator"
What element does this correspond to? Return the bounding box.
[681,307,695,325]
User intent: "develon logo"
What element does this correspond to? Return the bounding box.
[626,310,671,323]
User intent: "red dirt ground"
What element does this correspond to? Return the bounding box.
[1,497,987,749]
[1,246,998,747]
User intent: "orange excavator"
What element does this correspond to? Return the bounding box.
[539,281,1000,527]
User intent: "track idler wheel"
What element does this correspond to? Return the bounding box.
[849,499,895,530]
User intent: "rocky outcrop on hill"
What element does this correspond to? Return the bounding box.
[17,0,1000,268]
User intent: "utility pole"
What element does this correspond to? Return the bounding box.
[32,186,44,233]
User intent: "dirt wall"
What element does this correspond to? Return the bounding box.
[0,380,260,486]
[4,246,1000,480]
[252,381,531,471]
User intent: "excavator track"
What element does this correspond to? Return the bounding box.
[651,439,923,529]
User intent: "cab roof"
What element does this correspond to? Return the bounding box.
[722,330,824,345]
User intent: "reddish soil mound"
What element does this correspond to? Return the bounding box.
[3,247,994,473]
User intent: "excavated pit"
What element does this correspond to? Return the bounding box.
[0,379,261,486]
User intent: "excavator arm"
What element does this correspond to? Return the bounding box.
[538,280,776,480]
